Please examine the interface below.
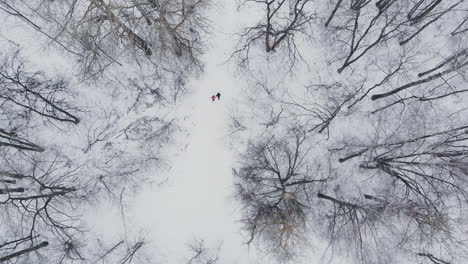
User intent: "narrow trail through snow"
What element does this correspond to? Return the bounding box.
[128,3,264,263]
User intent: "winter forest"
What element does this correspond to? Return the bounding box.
[1,0,468,263]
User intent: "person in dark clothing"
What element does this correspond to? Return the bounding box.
[216,92,221,100]
[211,95,216,101]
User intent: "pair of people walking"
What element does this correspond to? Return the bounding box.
[211,92,221,102]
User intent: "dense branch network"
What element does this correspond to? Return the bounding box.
[233,0,468,263]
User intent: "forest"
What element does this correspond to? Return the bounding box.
[0,0,468,264]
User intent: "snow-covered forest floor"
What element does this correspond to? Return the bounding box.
[1,1,468,264]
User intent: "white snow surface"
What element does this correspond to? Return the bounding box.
[85,2,297,264]
[0,1,359,263]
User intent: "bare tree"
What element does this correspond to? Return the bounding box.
[232,1,468,263]
[325,0,407,73]
[233,0,315,68]
[320,107,468,262]
[0,51,80,129]
[371,46,468,104]
[280,82,359,136]
[0,1,212,263]
[417,252,451,264]
[185,238,221,264]
[316,188,458,264]
[399,0,464,46]
[234,127,328,258]
[1,0,210,80]
[0,50,83,262]
[0,147,87,263]
[0,49,158,263]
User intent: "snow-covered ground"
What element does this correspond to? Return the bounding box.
[0,1,397,263]
[117,3,269,263]
[84,2,342,262]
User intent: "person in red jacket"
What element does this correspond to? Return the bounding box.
[211,95,216,101]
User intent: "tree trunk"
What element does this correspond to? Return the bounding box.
[0,241,49,262]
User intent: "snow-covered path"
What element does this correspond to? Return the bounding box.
[132,69,244,263]
[127,3,264,263]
